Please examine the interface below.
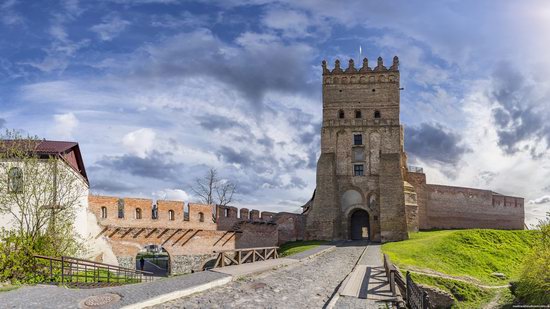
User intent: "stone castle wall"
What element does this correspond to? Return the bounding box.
[88,195,303,274]
[405,172,525,230]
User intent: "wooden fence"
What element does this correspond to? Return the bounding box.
[213,246,279,268]
[383,254,431,309]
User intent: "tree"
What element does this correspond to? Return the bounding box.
[0,130,84,258]
[190,168,236,206]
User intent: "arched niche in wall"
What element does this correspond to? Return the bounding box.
[341,189,363,211]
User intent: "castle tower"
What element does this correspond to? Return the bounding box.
[305,56,409,242]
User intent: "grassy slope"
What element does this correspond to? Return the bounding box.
[411,273,497,309]
[382,229,538,285]
[278,240,328,257]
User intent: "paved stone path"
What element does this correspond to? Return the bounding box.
[150,242,367,309]
[335,243,396,309]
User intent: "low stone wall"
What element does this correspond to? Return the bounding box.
[418,284,454,309]
[116,256,134,270]
[171,254,217,275]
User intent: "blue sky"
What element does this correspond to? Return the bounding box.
[1,0,549,225]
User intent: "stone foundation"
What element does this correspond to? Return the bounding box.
[171,254,217,275]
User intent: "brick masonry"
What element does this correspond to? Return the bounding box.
[304,56,525,242]
[88,195,304,275]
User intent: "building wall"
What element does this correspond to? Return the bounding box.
[405,172,524,230]
[424,184,524,229]
[88,195,304,274]
[306,57,408,242]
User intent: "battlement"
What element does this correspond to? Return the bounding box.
[322,56,399,85]
[88,195,216,230]
[88,195,294,232]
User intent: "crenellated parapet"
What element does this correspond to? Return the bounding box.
[321,56,399,85]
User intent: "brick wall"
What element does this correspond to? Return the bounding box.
[424,184,524,230]
[379,153,408,242]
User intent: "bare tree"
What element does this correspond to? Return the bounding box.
[191,168,236,206]
[0,130,85,256]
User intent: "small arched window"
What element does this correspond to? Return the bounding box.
[152,204,158,219]
[168,210,175,221]
[338,110,345,119]
[101,207,107,219]
[8,167,23,193]
[199,212,204,222]
[117,199,124,219]
[355,110,362,118]
[374,110,381,119]
[135,208,142,219]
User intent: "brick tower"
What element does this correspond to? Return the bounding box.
[304,56,409,243]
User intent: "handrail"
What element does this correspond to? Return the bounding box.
[212,246,279,268]
[213,246,279,253]
[32,255,154,288]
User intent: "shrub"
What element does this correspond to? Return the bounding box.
[513,215,550,305]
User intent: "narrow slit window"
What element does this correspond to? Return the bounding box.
[168,210,175,221]
[199,212,204,222]
[101,207,107,219]
[135,208,142,219]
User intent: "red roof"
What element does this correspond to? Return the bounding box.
[0,139,88,184]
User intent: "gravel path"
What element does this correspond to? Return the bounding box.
[150,243,367,309]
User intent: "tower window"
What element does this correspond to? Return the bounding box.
[338,110,345,119]
[353,134,363,145]
[101,207,107,219]
[117,199,124,218]
[135,208,142,219]
[355,110,362,118]
[354,164,364,176]
[374,110,381,118]
[199,212,204,222]
[152,204,158,219]
[168,210,175,221]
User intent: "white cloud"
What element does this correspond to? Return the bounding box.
[153,188,189,202]
[122,128,156,158]
[52,112,79,139]
[262,9,312,38]
[91,15,131,41]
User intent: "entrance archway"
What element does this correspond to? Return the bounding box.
[350,209,370,240]
[136,244,170,277]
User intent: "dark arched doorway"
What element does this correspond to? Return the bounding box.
[350,209,370,240]
[136,244,170,277]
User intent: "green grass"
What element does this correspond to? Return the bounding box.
[0,284,19,292]
[278,240,328,257]
[410,273,497,309]
[382,229,538,285]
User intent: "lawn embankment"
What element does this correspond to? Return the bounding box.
[382,229,538,286]
[278,240,328,257]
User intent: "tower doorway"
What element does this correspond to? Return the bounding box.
[350,209,370,240]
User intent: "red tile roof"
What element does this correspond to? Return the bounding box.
[0,139,88,184]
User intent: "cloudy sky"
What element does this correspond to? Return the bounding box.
[1,0,549,226]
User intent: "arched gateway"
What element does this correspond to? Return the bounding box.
[350,209,369,240]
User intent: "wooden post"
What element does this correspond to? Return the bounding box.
[61,256,64,284]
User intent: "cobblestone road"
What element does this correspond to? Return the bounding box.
[150,243,366,309]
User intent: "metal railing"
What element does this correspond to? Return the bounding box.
[32,255,154,288]
[212,246,279,268]
[383,254,431,309]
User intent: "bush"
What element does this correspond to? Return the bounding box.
[513,215,550,305]
[0,229,81,284]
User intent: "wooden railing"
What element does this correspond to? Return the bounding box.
[383,254,431,309]
[32,255,154,288]
[213,246,279,268]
